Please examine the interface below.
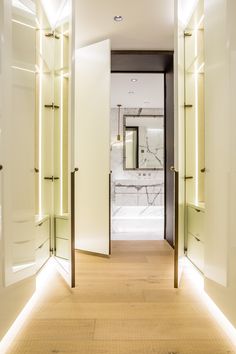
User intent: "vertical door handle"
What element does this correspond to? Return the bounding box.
[170,166,178,173]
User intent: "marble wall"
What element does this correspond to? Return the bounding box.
[111,108,165,239]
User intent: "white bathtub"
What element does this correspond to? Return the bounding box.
[112,206,164,240]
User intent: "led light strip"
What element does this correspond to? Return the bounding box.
[11,65,35,74]
[38,29,43,216]
[194,70,199,203]
[12,18,36,29]
[60,33,64,215]
[193,14,204,204]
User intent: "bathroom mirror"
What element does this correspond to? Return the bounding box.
[123,115,164,170]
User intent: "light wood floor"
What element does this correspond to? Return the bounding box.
[8,241,236,353]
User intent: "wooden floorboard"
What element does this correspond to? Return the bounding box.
[7,240,236,354]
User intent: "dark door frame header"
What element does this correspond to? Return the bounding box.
[111,50,174,73]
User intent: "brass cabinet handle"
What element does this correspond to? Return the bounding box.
[44,176,59,181]
[44,103,60,110]
[185,176,193,180]
[194,236,201,242]
[0,165,2,171]
[200,168,206,173]
[14,240,31,244]
[45,32,60,40]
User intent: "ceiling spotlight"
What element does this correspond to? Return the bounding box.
[131,78,138,82]
[114,15,123,22]
[144,101,150,104]
[128,91,135,94]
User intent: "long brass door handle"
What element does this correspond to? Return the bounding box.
[170,166,177,173]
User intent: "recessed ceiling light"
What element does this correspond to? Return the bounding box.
[131,78,138,82]
[144,101,150,104]
[128,91,135,94]
[114,15,123,22]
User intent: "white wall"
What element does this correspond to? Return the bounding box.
[204,0,236,326]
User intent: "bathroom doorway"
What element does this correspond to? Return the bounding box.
[110,73,165,241]
[110,51,174,247]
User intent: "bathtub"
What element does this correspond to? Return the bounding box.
[112,206,164,240]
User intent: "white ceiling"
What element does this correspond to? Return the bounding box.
[111,73,164,108]
[75,0,174,50]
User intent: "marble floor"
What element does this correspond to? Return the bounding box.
[7,241,236,354]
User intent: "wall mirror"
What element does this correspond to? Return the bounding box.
[123,115,164,170]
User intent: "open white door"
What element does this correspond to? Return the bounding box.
[74,39,111,256]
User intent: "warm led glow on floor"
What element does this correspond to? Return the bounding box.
[0,259,56,354]
[184,258,236,346]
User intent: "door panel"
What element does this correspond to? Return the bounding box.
[3,7,36,286]
[75,39,110,255]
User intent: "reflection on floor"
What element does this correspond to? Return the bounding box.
[7,241,236,354]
